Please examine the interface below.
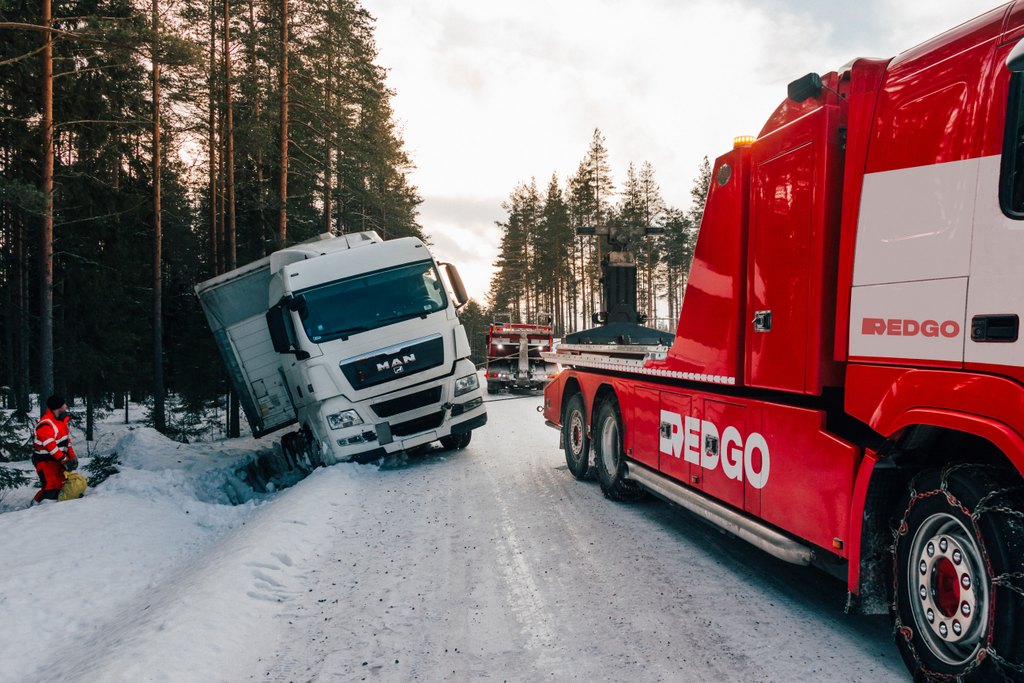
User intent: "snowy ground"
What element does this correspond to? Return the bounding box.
[0,392,908,682]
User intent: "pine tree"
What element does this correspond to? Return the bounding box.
[583,128,614,315]
[488,180,541,323]
[688,156,712,229]
[537,174,571,335]
[638,161,666,323]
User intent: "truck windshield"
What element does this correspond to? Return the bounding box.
[297,259,448,343]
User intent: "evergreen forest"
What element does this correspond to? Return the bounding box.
[0,0,423,437]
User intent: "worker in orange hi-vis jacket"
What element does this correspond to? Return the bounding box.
[32,395,87,504]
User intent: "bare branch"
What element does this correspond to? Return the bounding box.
[0,44,46,68]
[55,119,147,128]
[0,22,114,46]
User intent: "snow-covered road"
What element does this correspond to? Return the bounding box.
[1,393,908,682]
[245,393,906,682]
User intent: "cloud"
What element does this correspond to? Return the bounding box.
[365,0,1000,304]
[416,194,505,301]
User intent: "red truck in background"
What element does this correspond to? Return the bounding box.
[485,322,557,392]
[543,5,1024,680]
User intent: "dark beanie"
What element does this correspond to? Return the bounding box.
[45,395,65,412]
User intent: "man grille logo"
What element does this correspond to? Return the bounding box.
[377,354,416,373]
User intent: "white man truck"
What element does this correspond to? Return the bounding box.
[195,231,486,465]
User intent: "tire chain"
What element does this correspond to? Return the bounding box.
[889,464,1024,681]
[993,573,1024,599]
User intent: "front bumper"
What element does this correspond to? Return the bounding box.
[315,362,486,463]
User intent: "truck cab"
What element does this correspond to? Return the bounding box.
[484,322,557,392]
[197,231,486,465]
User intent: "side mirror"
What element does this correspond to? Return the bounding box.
[286,294,308,319]
[266,300,310,360]
[438,262,469,309]
[1009,38,1024,72]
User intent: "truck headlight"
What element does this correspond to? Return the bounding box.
[454,373,479,397]
[326,409,363,430]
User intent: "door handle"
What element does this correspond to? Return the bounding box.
[752,310,772,332]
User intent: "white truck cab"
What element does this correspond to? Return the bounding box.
[196,231,486,464]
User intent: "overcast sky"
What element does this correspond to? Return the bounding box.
[361,0,1002,302]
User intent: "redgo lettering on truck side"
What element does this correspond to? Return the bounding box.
[860,317,961,338]
[658,411,770,489]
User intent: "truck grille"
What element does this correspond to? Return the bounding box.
[371,387,443,418]
[339,334,445,390]
[391,410,445,438]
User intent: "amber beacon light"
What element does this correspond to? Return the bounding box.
[733,135,756,148]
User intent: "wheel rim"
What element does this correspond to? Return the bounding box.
[907,512,989,666]
[600,415,619,475]
[568,411,585,459]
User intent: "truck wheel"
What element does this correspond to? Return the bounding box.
[593,396,645,502]
[562,393,590,480]
[440,431,472,450]
[281,432,300,468]
[892,465,1024,681]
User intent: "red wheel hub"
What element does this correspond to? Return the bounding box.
[933,556,960,618]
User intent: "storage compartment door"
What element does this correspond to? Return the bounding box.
[745,140,814,393]
[658,392,694,485]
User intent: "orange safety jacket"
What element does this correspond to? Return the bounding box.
[33,410,76,498]
[34,409,75,464]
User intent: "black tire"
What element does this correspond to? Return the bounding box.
[593,396,645,501]
[562,393,590,480]
[440,431,472,451]
[288,426,321,470]
[892,464,1024,681]
[280,432,300,468]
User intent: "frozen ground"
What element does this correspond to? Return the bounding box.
[0,393,907,682]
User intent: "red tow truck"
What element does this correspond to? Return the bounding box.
[485,322,557,392]
[543,5,1024,680]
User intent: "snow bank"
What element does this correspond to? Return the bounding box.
[44,465,369,682]
[0,425,278,683]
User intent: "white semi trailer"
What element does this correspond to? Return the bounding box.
[195,231,486,465]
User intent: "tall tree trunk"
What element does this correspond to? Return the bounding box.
[224,0,236,271]
[39,0,54,411]
[2,202,12,409]
[218,106,226,273]
[17,210,29,414]
[277,0,289,246]
[152,0,166,433]
[224,0,240,438]
[246,0,267,255]
[209,0,218,275]
[86,390,94,442]
[322,0,333,234]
